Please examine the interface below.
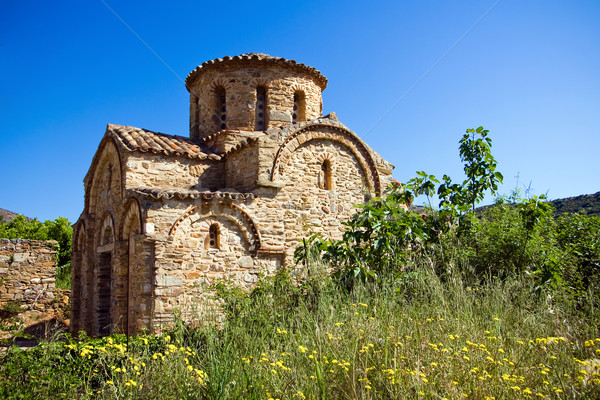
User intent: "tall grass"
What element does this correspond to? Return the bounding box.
[1,261,598,399]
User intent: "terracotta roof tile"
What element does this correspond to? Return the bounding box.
[185,53,327,90]
[106,124,220,161]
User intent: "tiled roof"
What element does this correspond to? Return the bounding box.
[185,53,328,90]
[106,124,220,161]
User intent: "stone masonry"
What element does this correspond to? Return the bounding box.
[71,53,395,336]
[0,239,58,310]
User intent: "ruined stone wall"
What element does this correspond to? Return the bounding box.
[189,65,323,139]
[0,239,59,311]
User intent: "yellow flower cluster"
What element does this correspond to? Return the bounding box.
[247,306,599,400]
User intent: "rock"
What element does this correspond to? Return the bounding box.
[237,256,253,269]
[269,110,292,122]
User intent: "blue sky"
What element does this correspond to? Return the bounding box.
[1,0,599,223]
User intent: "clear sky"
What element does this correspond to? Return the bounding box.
[1,0,599,223]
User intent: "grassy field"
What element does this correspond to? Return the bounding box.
[1,263,598,399]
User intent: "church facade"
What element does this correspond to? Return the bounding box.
[71,54,394,336]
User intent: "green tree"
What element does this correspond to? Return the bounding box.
[459,126,503,211]
[0,215,47,240]
[0,215,73,288]
[43,217,73,269]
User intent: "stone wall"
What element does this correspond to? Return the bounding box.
[188,64,323,139]
[124,154,224,192]
[0,239,60,311]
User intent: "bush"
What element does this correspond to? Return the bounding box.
[0,215,72,288]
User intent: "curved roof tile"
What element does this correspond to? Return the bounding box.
[106,124,221,161]
[185,53,327,90]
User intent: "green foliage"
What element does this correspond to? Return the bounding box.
[0,215,47,240]
[458,197,555,280]
[0,215,73,288]
[44,217,73,270]
[1,272,599,399]
[459,126,503,211]
[554,213,600,300]
[297,125,599,310]
[322,186,429,289]
[317,126,505,288]
[214,268,303,327]
[0,301,22,319]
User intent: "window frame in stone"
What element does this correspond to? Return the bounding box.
[207,223,220,250]
[319,159,333,190]
[293,91,306,123]
[255,86,268,131]
[214,86,227,130]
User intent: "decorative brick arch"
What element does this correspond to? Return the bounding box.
[169,202,262,252]
[121,198,144,240]
[208,79,235,92]
[289,82,309,94]
[248,78,271,89]
[87,138,123,212]
[73,220,87,252]
[317,152,336,164]
[271,123,382,195]
[98,212,116,247]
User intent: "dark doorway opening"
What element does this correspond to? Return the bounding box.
[97,252,112,335]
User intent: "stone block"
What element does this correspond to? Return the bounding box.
[269,110,292,123]
[13,253,27,262]
[161,275,183,287]
[237,256,253,269]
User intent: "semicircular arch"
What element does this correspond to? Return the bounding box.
[271,124,381,195]
[169,203,261,252]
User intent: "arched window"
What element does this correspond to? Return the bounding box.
[207,224,220,250]
[255,86,267,131]
[319,160,332,190]
[101,225,113,246]
[214,87,226,130]
[293,91,306,123]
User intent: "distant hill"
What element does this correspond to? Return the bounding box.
[0,208,22,223]
[549,191,600,217]
[409,191,600,218]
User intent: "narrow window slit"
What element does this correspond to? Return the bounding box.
[255,86,267,131]
[319,160,332,190]
[214,87,226,130]
[207,224,220,249]
[293,91,306,123]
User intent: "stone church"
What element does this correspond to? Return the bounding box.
[71,53,394,336]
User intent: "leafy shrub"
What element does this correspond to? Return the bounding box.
[0,215,73,288]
